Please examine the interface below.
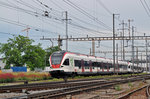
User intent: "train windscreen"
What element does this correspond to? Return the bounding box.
[51,51,65,65]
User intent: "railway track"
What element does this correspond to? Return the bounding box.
[146,84,150,99]
[0,77,116,93]
[7,74,150,99]
[0,74,148,93]
[117,82,150,99]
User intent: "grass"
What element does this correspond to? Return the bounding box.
[73,73,146,80]
[115,85,121,91]
[128,82,133,87]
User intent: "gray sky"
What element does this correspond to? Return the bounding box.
[0,0,150,60]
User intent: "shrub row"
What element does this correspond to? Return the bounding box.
[0,72,51,83]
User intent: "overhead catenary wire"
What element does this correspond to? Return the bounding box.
[143,0,150,13]
[29,0,109,35]
[48,0,110,32]
[0,2,106,37]
[140,0,150,17]
[70,22,111,34]
[35,0,112,37]
[62,0,112,31]
[0,0,117,53]
[96,0,112,15]
[48,0,64,11]
[35,0,110,35]
[0,16,60,35]
[0,0,119,38]
[96,0,121,22]
[0,31,18,36]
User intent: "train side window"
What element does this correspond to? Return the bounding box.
[75,60,78,66]
[103,63,107,69]
[128,66,131,68]
[75,60,81,68]
[84,61,89,66]
[63,59,69,65]
[99,62,102,69]
[92,62,95,67]
[92,62,97,67]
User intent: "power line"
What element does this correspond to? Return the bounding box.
[143,0,150,12]
[62,0,112,31]
[12,0,43,11]
[36,0,62,13]
[36,1,111,35]
[0,1,113,42]
[0,1,107,36]
[70,22,111,34]
[49,0,64,11]
[31,0,109,35]
[96,0,121,22]
[49,0,110,32]
[0,16,59,35]
[0,31,18,36]
[96,0,112,15]
[140,0,150,17]
[71,15,109,31]
[49,0,110,31]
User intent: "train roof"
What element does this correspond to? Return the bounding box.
[53,50,129,64]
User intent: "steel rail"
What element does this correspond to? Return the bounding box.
[146,84,150,99]
[9,75,150,99]
[0,74,149,93]
[0,75,135,93]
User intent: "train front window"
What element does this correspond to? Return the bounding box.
[63,59,69,65]
[51,52,64,65]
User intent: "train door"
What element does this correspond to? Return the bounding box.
[81,59,84,73]
[107,62,109,72]
[89,60,92,72]
[117,63,120,73]
[97,62,100,73]
[69,57,74,72]
[102,62,104,72]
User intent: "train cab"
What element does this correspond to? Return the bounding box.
[49,51,74,78]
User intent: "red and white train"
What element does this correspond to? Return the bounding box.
[49,51,144,78]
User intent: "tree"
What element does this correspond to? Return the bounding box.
[24,44,45,70]
[0,35,46,70]
[45,46,61,66]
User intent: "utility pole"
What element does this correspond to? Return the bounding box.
[128,19,133,38]
[145,36,148,73]
[132,26,135,73]
[120,32,123,60]
[62,11,71,51]
[90,48,92,55]
[58,35,62,48]
[120,20,126,61]
[92,39,95,56]
[136,47,139,70]
[141,53,142,66]
[65,11,68,51]
[113,14,116,74]
[116,43,118,75]
[104,52,106,58]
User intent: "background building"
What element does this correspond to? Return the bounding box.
[0,58,5,69]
